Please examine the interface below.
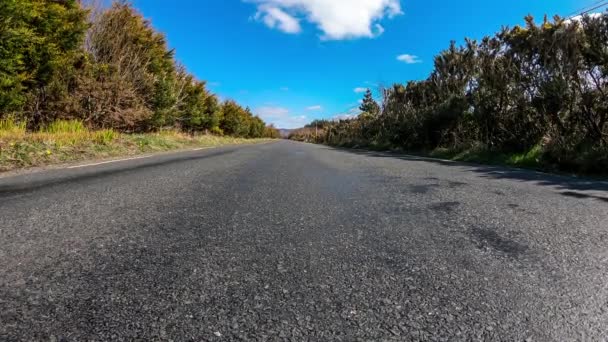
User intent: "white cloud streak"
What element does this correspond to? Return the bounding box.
[397,54,422,64]
[254,106,308,128]
[255,5,302,34]
[249,0,402,40]
[333,113,358,121]
[333,107,361,121]
[306,105,322,111]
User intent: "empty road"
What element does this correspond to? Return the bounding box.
[1,140,607,341]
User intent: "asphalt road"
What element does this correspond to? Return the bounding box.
[1,140,608,341]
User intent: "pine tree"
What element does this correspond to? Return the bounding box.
[359,89,380,116]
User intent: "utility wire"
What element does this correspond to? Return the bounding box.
[567,0,608,19]
[567,0,605,17]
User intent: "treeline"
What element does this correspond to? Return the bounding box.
[0,0,279,138]
[293,14,608,173]
[286,120,333,142]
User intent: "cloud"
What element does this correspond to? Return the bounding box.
[280,86,290,91]
[254,106,308,128]
[332,107,361,121]
[397,54,422,64]
[564,12,602,25]
[333,113,358,121]
[255,106,290,117]
[254,5,302,34]
[306,105,322,111]
[249,0,402,40]
[354,87,368,93]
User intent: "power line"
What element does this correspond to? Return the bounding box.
[567,0,608,19]
[568,0,605,17]
[580,1,608,15]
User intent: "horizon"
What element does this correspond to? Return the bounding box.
[132,0,586,128]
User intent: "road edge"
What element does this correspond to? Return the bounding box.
[0,140,276,180]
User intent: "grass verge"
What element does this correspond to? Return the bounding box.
[429,144,543,170]
[330,138,606,177]
[428,143,606,177]
[0,119,271,173]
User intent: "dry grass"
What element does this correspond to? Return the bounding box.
[0,120,270,172]
[0,117,27,139]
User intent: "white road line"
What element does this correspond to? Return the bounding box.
[66,155,152,169]
[66,147,215,169]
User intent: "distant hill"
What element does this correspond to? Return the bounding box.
[278,129,296,138]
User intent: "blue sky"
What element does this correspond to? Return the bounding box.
[132,0,589,128]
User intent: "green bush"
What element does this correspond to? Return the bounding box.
[0,1,279,138]
[298,14,608,175]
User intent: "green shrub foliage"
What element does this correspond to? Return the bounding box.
[291,14,608,173]
[0,0,278,138]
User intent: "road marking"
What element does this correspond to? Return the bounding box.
[66,155,153,169]
[66,147,215,169]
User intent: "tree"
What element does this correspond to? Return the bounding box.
[0,0,88,122]
[220,100,250,137]
[293,13,608,173]
[359,89,380,116]
[179,77,209,131]
[86,2,178,130]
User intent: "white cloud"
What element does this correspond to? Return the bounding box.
[255,5,302,34]
[249,0,402,40]
[254,106,308,128]
[333,107,361,121]
[255,106,290,117]
[397,54,422,64]
[564,12,602,25]
[306,105,322,111]
[333,114,358,121]
[280,86,290,91]
[354,87,368,93]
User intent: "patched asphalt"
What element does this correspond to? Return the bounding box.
[1,140,607,341]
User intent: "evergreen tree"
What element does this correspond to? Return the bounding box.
[0,0,88,116]
[0,0,276,136]
[358,89,380,116]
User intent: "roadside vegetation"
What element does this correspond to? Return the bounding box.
[290,14,608,175]
[0,0,279,171]
[0,117,270,172]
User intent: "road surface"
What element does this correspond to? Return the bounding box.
[1,140,607,341]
